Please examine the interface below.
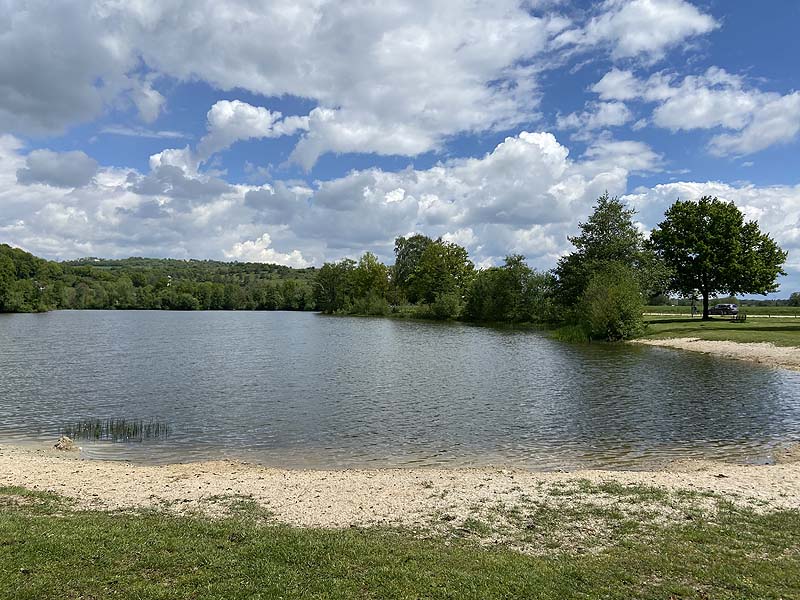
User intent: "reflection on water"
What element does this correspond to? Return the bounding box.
[0,310,799,470]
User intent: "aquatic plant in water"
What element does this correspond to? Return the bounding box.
[59,419,170,443]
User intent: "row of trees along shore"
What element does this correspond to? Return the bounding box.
[312,194,787,339]
[0,195,789,340]
[0,253,317,313]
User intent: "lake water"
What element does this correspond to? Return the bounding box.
[1,310,799,470]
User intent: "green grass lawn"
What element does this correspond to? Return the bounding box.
[1,485,799,599]
[642,315,800,347]
[646,305,800,317]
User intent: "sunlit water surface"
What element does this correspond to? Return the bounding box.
[1,311,799,469]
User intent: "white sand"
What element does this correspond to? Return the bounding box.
[2,443,799,530]
[634,337,800,371]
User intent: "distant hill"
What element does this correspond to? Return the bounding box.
[0,244,316,312]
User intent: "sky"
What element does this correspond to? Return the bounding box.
[1,0,799,297]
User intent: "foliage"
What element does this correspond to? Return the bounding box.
[464,254,556,323]
[393,234,433,302]
[554,193,665,307]
[314,253,391,316]
[579,263,644,341]
[0,244,316,313]
[789,292,800,307]
[650,196,787,319]
[313,259,356,314]
[428,290,464,320]
[405,239,474,306]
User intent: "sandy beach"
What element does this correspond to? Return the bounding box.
[2,443,799,531]
[634,337,800,371]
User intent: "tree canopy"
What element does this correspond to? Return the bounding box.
[650,196,787,319]
[553,192,665,308]
[0,245,316,313]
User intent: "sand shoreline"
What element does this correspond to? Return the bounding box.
[2,443,799,531]
[634,337,800,371]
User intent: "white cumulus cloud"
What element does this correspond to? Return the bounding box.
[590,67,800,156]
[224,234,310,268]
[554,0,717,61]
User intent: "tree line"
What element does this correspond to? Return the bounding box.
[0,251,316,313]
[313,194,787,339]
[1,194,789,340]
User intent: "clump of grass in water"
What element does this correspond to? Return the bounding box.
[60,418,171,443]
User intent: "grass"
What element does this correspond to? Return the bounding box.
[1,485,799,599]
[641,315,800,347]
[646,304,800,317]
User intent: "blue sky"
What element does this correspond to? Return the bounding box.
[1,0,799,297]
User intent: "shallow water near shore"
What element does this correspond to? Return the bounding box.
[1,310,799,469]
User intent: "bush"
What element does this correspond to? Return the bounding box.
[429,290,463,320]
[350,293,390,316]
[579,264,643,341]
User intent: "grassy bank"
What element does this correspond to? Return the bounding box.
[1,485,799,599]
[646,305,800,317]
[642,315,800,347]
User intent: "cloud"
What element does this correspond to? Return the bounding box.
[0,2,135,134]
[129,166,232,204]
[708,92,800,157]
[1,0,721,169]
[224,233,310,268]
[0,131,653,271]
[592,68,644,101]
[131,77,166,123]
[148,100,310,175]
[2,131,796,294]
[101,126,187,139]
[16,150,99,188]
[149,146,198,174]
[579,138,662,173]
[290,107,440,171]
[196,100,309,162]
[557,101,632,131]
[554,0,717,61]
[591,67,800,156]
[0,1,550,166]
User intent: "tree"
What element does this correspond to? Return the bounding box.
[464,255,556,323]
[393,234,432,302]
[313,259,356,314]
[789,292,800,307]
[0,253,14,311]
[352,252,389,300]
[554,193,665,307]
[407,239,474,306]
[650,196,787,319]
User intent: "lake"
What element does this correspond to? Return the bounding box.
[1,310,799,470]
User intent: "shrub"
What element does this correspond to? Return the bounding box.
[429,290,463,320]
[350,293,390,316]
[579,263,643,341]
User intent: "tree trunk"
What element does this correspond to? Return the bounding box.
[702,290,710,320]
